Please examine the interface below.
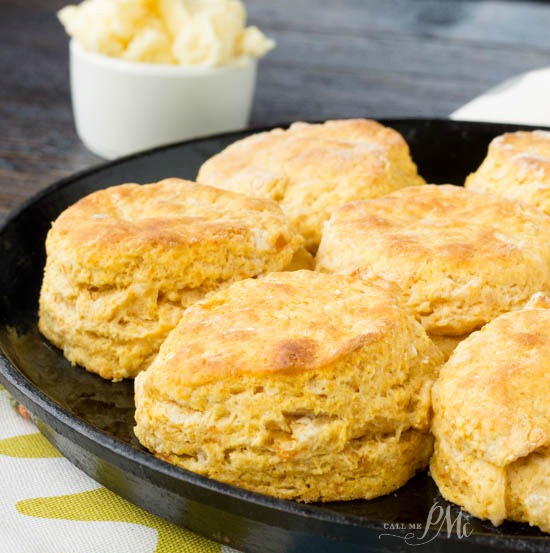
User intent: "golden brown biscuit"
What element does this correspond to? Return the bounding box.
[431,293,550,532]
[134,270,443,502]
[197,119,425,252]
[39,178,303,380]
[316,184,550,337]
[465,130,550,214]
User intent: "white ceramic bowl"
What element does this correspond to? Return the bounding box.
[69,40,257,159]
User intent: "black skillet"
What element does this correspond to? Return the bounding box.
[0,119,548,553]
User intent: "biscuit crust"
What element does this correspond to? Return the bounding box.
[197,119,425,251]
[431,297,550,532]
[135,270,443,502]
[316,184,550,336]
[465,130,550,214]
[39,178,303,380]
[429,333,469,361]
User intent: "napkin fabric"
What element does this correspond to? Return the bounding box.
[0,385,238,553]
[451,66,550,127]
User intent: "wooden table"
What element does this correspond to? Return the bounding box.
[2,0,550,224]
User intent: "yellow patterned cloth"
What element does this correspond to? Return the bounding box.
[0,385,238,553]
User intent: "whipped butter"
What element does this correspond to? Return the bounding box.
[58,0,275,66]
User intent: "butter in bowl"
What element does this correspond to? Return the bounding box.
[58,0,275,158]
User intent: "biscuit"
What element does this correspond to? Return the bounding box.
[134,270,443,502]
[430,293,550,532]
[429,334,469,361]
[39,178,303,380]
[316,184,550,340]
[197,119,425,252]
[465,131,550,214]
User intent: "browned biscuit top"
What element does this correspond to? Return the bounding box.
[316,184,550,335]
[146,270,429,390]
[197,119,425,251]
[485,130,550,176]
[47,177,302,289]
[52,177,295,250]
[465,130,550,213]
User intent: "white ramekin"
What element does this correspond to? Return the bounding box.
[69,40,257,159]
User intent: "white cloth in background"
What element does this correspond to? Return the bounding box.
[451,66,550,127]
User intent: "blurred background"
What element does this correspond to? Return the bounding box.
[1,0,550,221]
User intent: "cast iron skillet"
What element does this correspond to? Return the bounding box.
[0,119,548,553]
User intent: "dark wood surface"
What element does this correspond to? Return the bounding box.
[2,0,550,224]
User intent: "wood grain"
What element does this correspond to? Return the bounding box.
[1,0,550,223]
